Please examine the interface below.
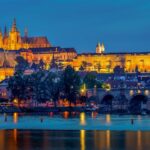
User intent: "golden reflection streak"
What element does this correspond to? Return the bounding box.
[0,130,5,150]
[80,112,86,125]
[137,130,142,150]
[106,114,111,124]
[91,112,97,118]
[13,129,17,143]
[13,113,18,124]
[106,130,110,150]
[80,130,85,150]
[63,111,69,119]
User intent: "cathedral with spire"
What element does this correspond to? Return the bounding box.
[0,19,149,81]
[0,18,50,50]
[96,42,105,54]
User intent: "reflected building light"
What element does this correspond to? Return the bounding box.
[138,115,142,122]
[13,113,18,124]
[63,111,69,119]
[137,90,141,94]
[49,112,54,117]
[80,130,86,150]
[13,129,17,143]
[106,114,111,124]
[80,112,86,125]
[91,112,97,118]
[145,90,149,96]
[137,130,142,150]
[130,90,134,96]
[106,130,111,150]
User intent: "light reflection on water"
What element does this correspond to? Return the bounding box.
[0,130,149,150]
[1,112,150,131]
[106,114,111,124]
[13,112,18,124]
[80,112,86,125]
[80,130,85,150]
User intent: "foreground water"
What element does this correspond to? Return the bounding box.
[0,130,150,150]
[1,113,150,150]
[0,112,150,130]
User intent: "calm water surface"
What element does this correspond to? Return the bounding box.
[0,130,150,150]
[0,112,150,130]
[0,113,150,150]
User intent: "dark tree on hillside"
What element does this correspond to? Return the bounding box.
[8,73,26,101]
[95,63,101,73]
[39,59,45,70]
[83,73,102,89]
[31,62,39,71]
[113,65,124,74]
[45,72,61,107]
[61,65,81,106]
[79,65,84,71]
[57,62,64,70]
[15,56,29,74]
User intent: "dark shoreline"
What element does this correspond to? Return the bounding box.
[0,106,149,115]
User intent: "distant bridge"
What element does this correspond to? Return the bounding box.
[88,88,150,103]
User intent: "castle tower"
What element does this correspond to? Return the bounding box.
[8,18,22,50]
[96,42,105,54]
[4,26,8,38]
[24,28,28,37]
[101,43,105,53]
[3,26,8,49]
[23,28,29,49]
[11,18,17,32]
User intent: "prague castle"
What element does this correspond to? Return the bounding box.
[0,19,150,81]
[0,19,50,50]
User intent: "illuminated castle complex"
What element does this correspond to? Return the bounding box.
[0,19,150,81]
[96,42,105,54]
[0,19,50,50]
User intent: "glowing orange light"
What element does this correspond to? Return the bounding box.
[80,130,85,150]
[80,112,86,125]
[13,113,18,124]
[106,114,111,124]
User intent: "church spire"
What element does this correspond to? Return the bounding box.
[96,42,105,54]
[0,28,2,36]
[24,28,28,38]
[11,18,17,32]
[4,26,8,38]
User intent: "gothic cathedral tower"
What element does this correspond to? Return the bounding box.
[96,42,105,54]
[8,18,22,50]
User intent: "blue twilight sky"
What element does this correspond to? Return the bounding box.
[0,0,150,53]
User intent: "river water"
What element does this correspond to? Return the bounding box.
[0,112,150,150]
[0,130,150,150]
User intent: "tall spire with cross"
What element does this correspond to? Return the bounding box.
[11,18,18,32]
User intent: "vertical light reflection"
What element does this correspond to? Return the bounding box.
[13,129,17,143]
[0,130,5,150]
[137,130,142,150]
[106,114,111,124]
[80,130,85,150]
[91,112,97,118]
[13,113,18,124]
[80,112,86,125]
[63,111,69,119]
[106,130,110,150]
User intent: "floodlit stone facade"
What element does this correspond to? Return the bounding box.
[71,52,150,73]
[0,19,150,81]
[0,19,50,50]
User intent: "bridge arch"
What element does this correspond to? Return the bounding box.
[101,94,114,105]
[129,94,148,113]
